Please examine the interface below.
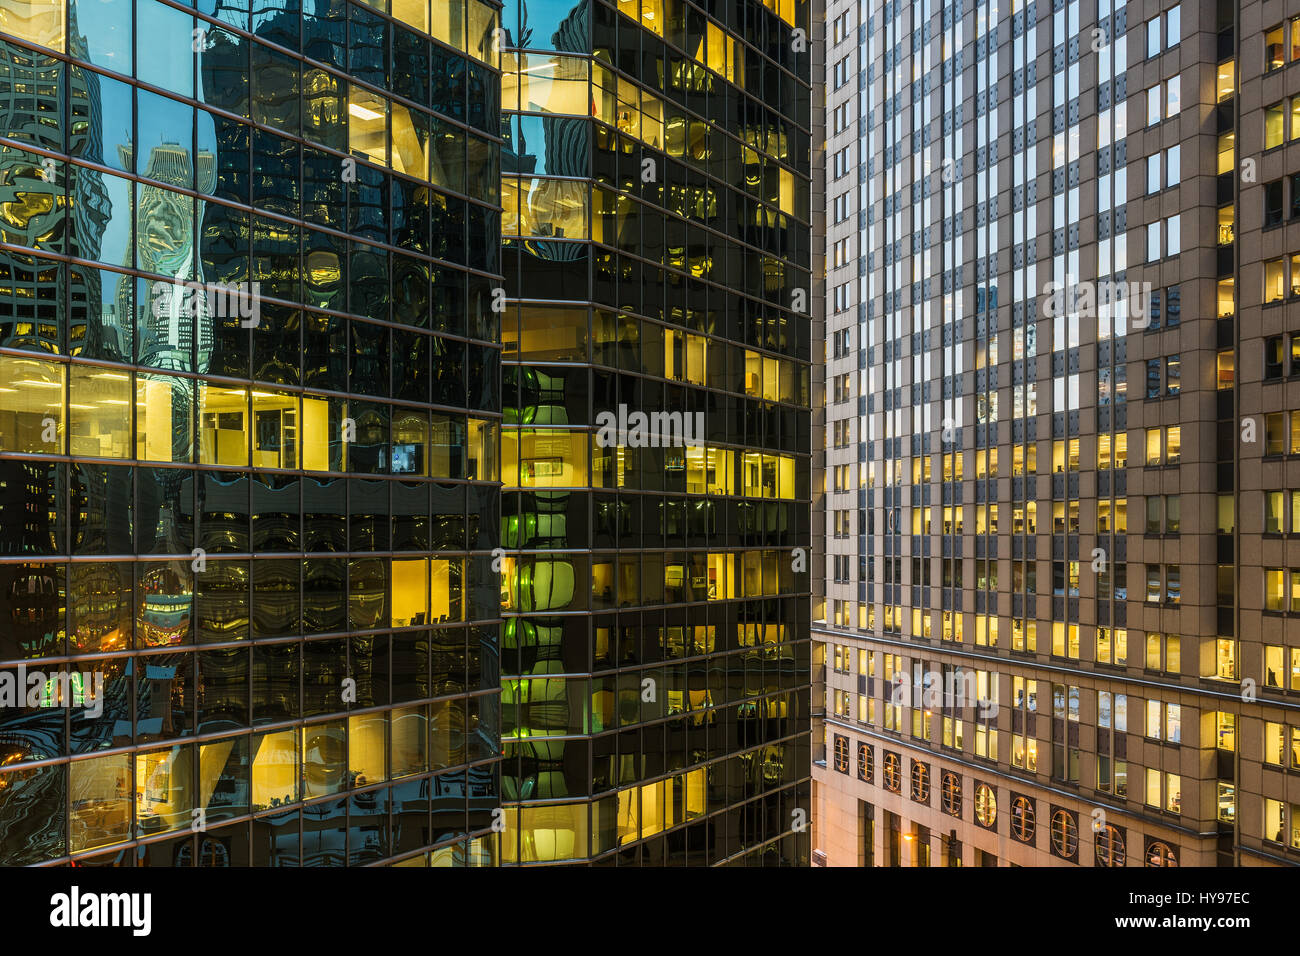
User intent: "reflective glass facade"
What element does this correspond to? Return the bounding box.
[496,0,814,864]
[0,0,504,866]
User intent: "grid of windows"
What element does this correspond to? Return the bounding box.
[496,0,812,866]
[0,0,505,867]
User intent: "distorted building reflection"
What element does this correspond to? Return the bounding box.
[0,0,504,867]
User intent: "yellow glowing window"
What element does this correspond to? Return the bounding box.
[705,447,734,495]
[390,0,428,32]
[504,176,590,239]
[502,803,589,863]
[503,428,588,488]
[1217,131,1234,174]
[1267,102,1286,149]
[521,54,590,115]
[467,0,498,64]
[390,103,430,180]
[69,365,132,459]
[1144,427,1161,465]
[1267,569,1285,611]
[468,417,498,481]
[69,753,131,852]
[135,746,191,835]
[707,553,734,599]
[300,395,341,472]
[1216,60,1235,102]
[349,89,390,166]
[430,0,466,50]
[349,713,388,785]
[136,374,192,462]
[391,559,429,627]
[512,306,588,361]
[0,354,63,454]
[639,0,664,35]
[251,730,299,811]
[199,383,250,467]
[250,389,299,469]
[741,451,764,497]
[0,0,65,52]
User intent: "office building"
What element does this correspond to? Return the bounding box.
[0,0,503,866]
[495,0,814,865]
[814,0,1300,867]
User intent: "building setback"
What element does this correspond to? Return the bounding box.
[815,0,1300,867]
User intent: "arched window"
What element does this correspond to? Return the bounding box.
[1051,809,1078,858]
[1146,841,1178,867]
[911,761,930,803]
[941,772,962,816]
[975,783,997,827]
[1096,824,1126,867]
[1011,796,1035,843]
[883,751,902,792]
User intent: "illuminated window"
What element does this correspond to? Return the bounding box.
[911,761,930,803]
[1267,101,1286,148]
[1268,23,1286,71]
[1145,427,1162,465]
[1010,796,1035,843]
[69,753,132,852]
[1147,841,1177,866]
[1267,568,1286,611]
[882,751,901,792]
[974,783,997,828]
[1266,258,1286,303]
[832,734,849,773]
[857,743,873,782]
[251,729,300,812]
[137,373,194,462]
[0,354,64,453]
[0,0,65,51]
[1096,824,1126,867]
[199,383,250,467]
[942,771,961,816]
[1051,809,1078,858]
[1266,722,1286,765]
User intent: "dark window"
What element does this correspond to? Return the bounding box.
[1267,336,1285,379]
[1266,179,1285,227]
